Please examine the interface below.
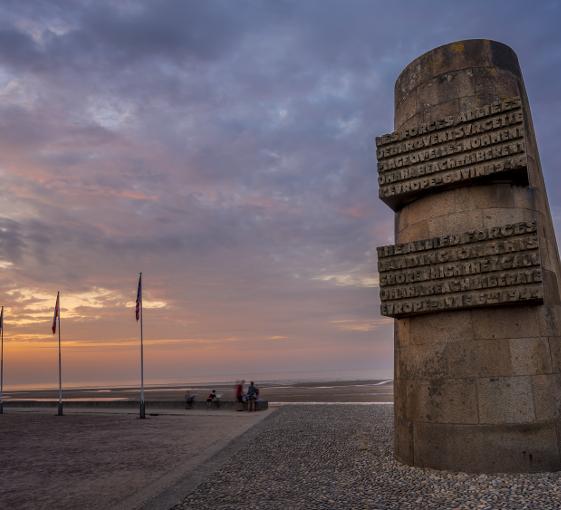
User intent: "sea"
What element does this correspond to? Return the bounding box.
[5,367,393,392]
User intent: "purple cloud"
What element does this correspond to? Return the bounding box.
[0,0,559,386]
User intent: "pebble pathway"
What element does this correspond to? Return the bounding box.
[173,405,561,510]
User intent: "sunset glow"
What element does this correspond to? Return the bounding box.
[0,1,560,389]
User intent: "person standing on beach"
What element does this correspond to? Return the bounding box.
[235,380,245,410]
[184,390,195,409]
[206,389,218,408]
[247,381,257,412]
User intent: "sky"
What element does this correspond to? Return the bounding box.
[0,0,560,389]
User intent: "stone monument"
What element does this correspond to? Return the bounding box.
[376,40,561,472]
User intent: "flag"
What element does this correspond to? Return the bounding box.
[52,292,59,334]
[0,306,3,332]
[135,274,142,321]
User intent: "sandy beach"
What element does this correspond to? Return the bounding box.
[1,378,394,405]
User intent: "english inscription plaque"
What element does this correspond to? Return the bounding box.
[377,221,543,317]
[376,97,527,210]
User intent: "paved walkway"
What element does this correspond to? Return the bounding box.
[0,408,271,510]
[173,405,561,510]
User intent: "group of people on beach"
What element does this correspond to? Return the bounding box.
[235,380,259,412]
[186,380,260,411]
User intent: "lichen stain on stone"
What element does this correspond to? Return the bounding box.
[439,74,454,83]
[450,42,465,53]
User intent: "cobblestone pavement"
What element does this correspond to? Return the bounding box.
[173,405,561,510]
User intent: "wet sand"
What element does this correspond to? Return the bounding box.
[3,379,394,404]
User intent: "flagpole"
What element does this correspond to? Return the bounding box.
[139,273,145,419]
[57,292,63,416]
[0,306,4,415]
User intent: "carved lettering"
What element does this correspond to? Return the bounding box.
[380,286,543,317]
[376,97,528,209]
[375,97,522,146]
[378,222,544,317]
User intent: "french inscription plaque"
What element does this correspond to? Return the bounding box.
[376,97,527,210]
[377,221,543,318]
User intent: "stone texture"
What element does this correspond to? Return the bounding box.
[549,336,561,370]
[510,337,552,375]
[447,338,511,378]
[398,343,449,379]
[408,310,473,345]
[471,306,540,340]
[175,406,561,509]
[413,420,560,473]
[481,207,535,228]
[382,40,561,472]
[532,374,561,421]
[540,305,561,336]
[405,378,478,424]
[427,210,484,237]
[477,376,535,424]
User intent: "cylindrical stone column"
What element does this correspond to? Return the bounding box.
[381,40,561,472]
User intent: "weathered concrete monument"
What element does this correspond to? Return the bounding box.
[376,40,561,472]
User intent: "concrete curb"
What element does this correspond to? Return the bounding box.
[119,408,279,510]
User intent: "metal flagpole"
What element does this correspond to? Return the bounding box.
[139,273,145,419]
[0,306,4,415]
[57,292,63,416]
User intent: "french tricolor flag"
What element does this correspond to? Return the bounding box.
[136,274,142,321]
[52,291,59,334]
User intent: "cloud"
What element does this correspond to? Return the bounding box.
[313,273,379,288]
[331,318,392,333]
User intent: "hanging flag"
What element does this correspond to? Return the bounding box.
[0,306,3,332]
[52,291,60,334]
[136,274,142,321]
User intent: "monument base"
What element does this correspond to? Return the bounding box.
[396,415,561,473]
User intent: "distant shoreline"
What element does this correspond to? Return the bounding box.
[3,368,393,392]
[2,377,394,393]
[2,378,394,404]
